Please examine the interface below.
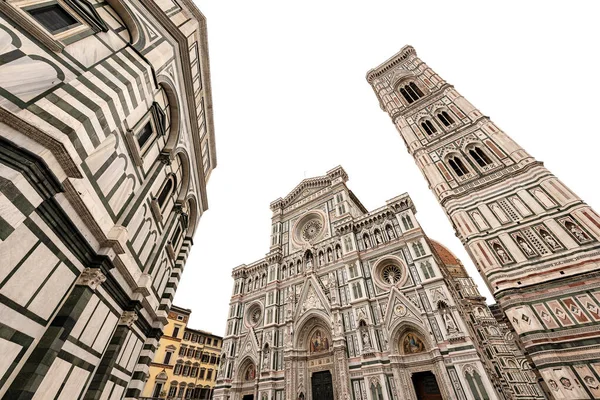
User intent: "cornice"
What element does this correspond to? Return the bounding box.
[0,107,82,179]
[366,45,417,83]
[137,0,212,213]
[439,160,543,207]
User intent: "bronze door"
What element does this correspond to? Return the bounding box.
[412,371,443,400]
[311,371,334,400]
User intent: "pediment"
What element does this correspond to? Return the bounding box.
[281,177,331,208]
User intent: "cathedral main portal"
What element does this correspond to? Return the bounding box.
[412,371,442,400]
[311,371,333,400]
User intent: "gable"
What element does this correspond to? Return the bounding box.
[295,275,331,321]
[383,287,423,329]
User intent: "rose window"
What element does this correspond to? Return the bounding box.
[381,264,402,285]
[246,305,262,326]
[301,219,323,242]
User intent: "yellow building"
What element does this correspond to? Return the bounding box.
[142,305,223,399]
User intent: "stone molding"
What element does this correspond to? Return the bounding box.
[0,108,81,178]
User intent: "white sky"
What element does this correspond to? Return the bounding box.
[176,1,600,336]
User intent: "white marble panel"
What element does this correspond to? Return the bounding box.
[1,242,58,306]
[0,56,60,102]
[32,358,71,400]
[0,224,37,282]
[80,300,110,347]
[65,35,113,69]
[92,311,118,353]
[28,262,75,320]
[0,337,21,379]
[56,364,89,400]
[71,295,100,340]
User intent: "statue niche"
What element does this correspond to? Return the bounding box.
[309,329,330,353]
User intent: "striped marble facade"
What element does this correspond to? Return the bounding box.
[368,45,600,399]
[0,0,215,397]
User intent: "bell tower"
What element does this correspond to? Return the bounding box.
[368,46,600,398]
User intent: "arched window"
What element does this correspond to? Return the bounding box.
[412,241,426,257]
[437,110,455,127]
[448,156,469,177]
[465,369,490,400]
[399,82,424,104]
[421,261,435,279]
[402,215,414,230]
[469,147,493,167]
[421,120,437,136]
[157,177,175,209]
[281,266,287,280]
[261,274,266,286]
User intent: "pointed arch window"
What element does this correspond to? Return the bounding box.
[465,369,490,400]
[421,261,435,279]
[421,120,437,136]
[399,82,424,104]
[469,147,493,167]
[412,241,426,257]
[352,282,363,299]
[402,215,414,230]
[448,156,469,177]
[437,111,455,127]
[370,380,384,400]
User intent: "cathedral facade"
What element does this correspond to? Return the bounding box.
[367,46,600,399]
[214,167,542,400]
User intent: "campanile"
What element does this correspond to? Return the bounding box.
[368,46,600,398]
